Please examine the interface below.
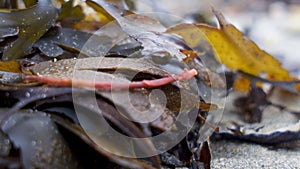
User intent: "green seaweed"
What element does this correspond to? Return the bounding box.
[0,0,57,61]
[34,27,112,58]
[58,0,85,21]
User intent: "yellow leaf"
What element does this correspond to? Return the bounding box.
[233,75,251,92]
[0,61,21,73]
[167,8,295,82]
[86,0,116,22]
[167,23,207,49]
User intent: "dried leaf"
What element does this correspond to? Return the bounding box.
[238,70,300,95]
[234,87,269,123]
[207,9,294,81]
[166,23,206,49]
[199,141,211,169]
[0,61,21,73]
[233,75,251,92]
[167,8,297,91]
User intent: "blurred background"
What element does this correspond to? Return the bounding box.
[132,0,300,77]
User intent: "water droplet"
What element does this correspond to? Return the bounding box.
[37,140,42,144]
[3,139,10,145]
[42,121,50,127]
[10,119,16,126]
[72,34,78,40]
[25,92,31,98]
[37,17,41,20]
[8,27,15,33]
[41,93,47,98]
[31,140,37,146]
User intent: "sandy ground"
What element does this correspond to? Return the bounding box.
[210,140,300,169]
[209,90,300,169]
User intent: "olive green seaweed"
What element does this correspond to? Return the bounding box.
[0,0,57,61]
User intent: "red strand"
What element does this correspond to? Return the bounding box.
[24,68,197,90]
